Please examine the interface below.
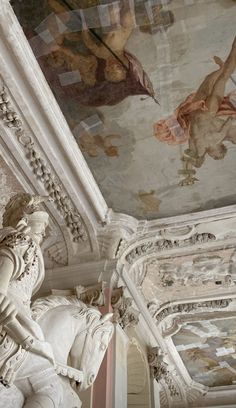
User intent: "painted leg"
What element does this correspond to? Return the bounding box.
[193,36,236,103]
[206,36,236,112]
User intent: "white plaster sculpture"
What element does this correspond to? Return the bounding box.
[32,295,114,406]
[0,193,114,408]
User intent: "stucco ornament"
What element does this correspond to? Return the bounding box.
[32,295,114,404]
[0,193,114,408]
[0,193,59,408]
[111,287,140,329]
[148,347,179,397]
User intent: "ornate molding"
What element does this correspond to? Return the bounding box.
[145,254,235,290]
[117,217,236,272]
[129,263,148,288]
[125,232,216,264]
[111,287,140,329]
[148,298,232,325]
[147,299,234,338]
[162,310,236,338]
[186,388,206,406]
[0,86,87,242]
[148,347,180,397]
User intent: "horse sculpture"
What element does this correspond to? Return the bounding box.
[0,295,114,408]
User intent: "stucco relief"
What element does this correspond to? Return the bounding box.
[111,287,140,330]
[148,347,179,398]
[0,194,113,408]
[141,249,236,306]
[148,298,233,328]
[0,84,87,243]
[0,151,68,270]
[125,232,216,265]
[122,217,236,266]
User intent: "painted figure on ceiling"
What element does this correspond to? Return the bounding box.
[44,0,156,106]
[79,132,120,157]
[154,36,236,185]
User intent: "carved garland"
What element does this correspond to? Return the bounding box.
[111,287,140,329]
[0,86,87,241]
[148,347,180,397]
[125,233,216,264]
[148,299,232,324]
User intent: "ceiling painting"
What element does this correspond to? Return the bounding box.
[172,317,236,387]
[11,0,236,219]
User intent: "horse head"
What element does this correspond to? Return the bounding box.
[32,295,114,392]
[70,312,114,391]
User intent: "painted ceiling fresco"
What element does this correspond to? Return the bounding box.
[12,0,236,219]
[173,317,236,387]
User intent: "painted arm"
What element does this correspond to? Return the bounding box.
[82,30,109,59]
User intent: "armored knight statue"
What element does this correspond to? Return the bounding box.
[0,193,63,408]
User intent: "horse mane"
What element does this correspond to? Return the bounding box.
[32,295,101,322]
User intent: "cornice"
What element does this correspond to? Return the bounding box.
[0,84,88,242]
[39,259,118,296]
[117,215,236,269]
[0,0,108,232]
